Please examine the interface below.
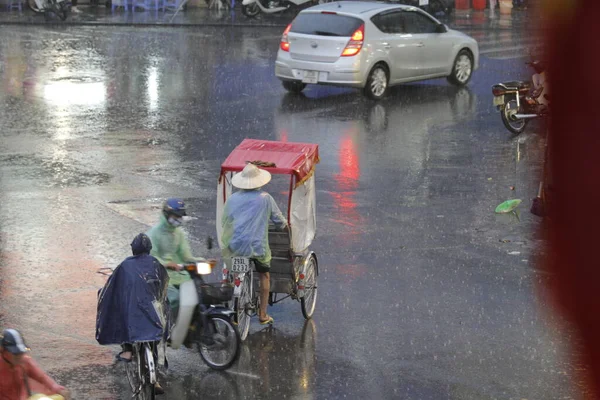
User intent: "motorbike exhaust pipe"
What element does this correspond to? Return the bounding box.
[513,114,540,119]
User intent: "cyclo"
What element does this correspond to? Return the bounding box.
[216,139,320,340]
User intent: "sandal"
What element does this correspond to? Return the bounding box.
[115,351,132,363]
[259,315,274,325]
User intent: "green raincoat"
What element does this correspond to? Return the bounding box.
[146,214,196,287]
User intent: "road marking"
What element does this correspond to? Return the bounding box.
[227,371,262,380]
[487,54,531,60]
[480,45,537,55]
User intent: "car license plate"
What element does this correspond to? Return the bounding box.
[231,257,250,273]
[302,70,319,84]
[493,95,505,106]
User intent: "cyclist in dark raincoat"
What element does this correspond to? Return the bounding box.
[96,233,171,393]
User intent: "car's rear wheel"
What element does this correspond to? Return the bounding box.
[282,81,306,94]
[363,64,389,100]
[448,50,473,86]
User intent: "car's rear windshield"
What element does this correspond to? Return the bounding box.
[290,13,363,37]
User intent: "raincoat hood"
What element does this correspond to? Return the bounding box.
[131,233,152,255]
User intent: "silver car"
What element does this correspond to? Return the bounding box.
[275,1,479,99]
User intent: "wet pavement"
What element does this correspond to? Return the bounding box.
[0,21,576,400]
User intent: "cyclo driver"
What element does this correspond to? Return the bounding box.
[221,163,288,325]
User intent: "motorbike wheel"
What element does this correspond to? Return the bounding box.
[501,98,528,134]
[234,273,253,341]
[242,3,260,17]
[300,255,318,320]
[27,0,43,13]
[50,0,67,20]
[198,316,241,370]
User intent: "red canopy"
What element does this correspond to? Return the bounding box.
[220,139,319,185]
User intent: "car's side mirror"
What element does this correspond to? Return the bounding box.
[435,23,447,33]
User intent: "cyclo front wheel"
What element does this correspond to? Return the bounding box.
[234,273,253,341]
[198,315,241,370]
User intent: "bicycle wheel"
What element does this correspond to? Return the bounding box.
[234,273,253,341]
[198,316,241,370]
[125,345,155,400]
[301,255,318,319]
[27,0,43,12]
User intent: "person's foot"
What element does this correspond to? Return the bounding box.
[259,315,274,325]
[116,351,132,363]
[154,382,165,395]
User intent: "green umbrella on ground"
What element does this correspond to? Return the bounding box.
[495,199,522,214]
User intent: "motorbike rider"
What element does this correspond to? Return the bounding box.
[146,198,199,319]
[0,329,71,400]
[96,233,170,395]
[221,163,288,325]
[528,60,550,108]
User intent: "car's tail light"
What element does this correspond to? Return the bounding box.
[342,24,364,57]
[492,87,507,96]
[280,24,292,52]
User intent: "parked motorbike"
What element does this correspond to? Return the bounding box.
[399,0,454,15]
[241,0,326,18]
[492,61,549,134]
[27,0,70,20]
[168,261,241,370]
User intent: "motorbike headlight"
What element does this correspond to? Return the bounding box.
[196,262,212,275]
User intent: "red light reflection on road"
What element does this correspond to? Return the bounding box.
[331,131,364,263]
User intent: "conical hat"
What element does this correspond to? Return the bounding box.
[231,163,272,189]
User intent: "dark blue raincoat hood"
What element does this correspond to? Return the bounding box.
[96,235,170,345]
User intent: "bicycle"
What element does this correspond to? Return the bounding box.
[124,342,158,400]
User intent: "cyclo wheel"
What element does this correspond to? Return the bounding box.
[300,255,318,319]
[234,273,253,341]
[198,316,241,370]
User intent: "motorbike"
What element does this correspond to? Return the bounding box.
[168,261,241,370]
[492,61,549,134]
[27,0,70,20]
[398,0,454,15]
[241,0,326,18]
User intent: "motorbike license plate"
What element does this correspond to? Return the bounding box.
[493,95,505,106]
[302,70,319,84]
[231,257,250,273]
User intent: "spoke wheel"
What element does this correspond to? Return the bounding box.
[501,99,527,134]
[234,274,253,341]
[198,316,241,370]
[242,3,260,17]
[125,346,155,400]
[301,256,318,319]
[27,0,43,12]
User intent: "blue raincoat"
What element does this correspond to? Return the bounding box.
[221,189,287,264]
[96,234,171,345]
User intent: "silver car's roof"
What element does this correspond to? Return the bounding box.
[301,1,421,18]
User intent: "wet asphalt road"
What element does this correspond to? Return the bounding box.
[0,25,577,399]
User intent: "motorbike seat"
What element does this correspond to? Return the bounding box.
[497,81,531,90]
